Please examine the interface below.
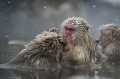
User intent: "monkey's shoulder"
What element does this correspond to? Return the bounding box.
[5,31,64,69]
[24,31,65,56]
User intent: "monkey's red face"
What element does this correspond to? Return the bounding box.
[64,26,76,42]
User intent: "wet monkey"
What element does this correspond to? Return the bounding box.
[97,24,120,61]
[0,28,67,70]
[61,17,97,68]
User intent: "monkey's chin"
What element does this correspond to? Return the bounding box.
[65,37,72,43]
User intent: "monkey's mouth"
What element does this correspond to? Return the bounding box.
[65,35,72,42]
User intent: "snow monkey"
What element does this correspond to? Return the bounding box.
[61,17,97,68]
[97,24,120,61]
[0,28,67,70]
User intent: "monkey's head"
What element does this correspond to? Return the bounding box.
[61,17,91,46]
[98,24,120,47]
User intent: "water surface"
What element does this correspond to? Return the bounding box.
[0,43,120,79]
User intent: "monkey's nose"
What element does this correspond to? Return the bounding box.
[66,30,69,33]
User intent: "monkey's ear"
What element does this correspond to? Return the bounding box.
[80,18,91,29]
[111,29,117,38]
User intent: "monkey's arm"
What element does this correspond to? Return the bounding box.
[6,49,33,67]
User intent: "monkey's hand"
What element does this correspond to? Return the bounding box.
[49,27,59,33]
[57,35,69,52]
[57,35,66,44]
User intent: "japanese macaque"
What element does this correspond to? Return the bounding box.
[61,17,97,68]
[0,28,67,70]
[97,24,120,61]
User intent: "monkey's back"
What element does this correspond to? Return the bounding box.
[4,31,65,70]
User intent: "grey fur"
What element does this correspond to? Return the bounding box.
[3,30,67,70]
[98,24,120,61]
[61,17,97,68]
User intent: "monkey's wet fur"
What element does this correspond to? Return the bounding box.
[0,29,67,70]
[97,24,120,62]
[61,17,97,68]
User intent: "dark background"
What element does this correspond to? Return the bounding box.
[0,0,120,41]
[0,0,120,63]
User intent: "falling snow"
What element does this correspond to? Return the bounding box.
[8,1,11,4]
[44,6,46,9]
[95,71,98,74]
[36,24,39,27]
[5,35,8,38]
[115,18,119,21]
[51,23,54,25]
[78,5,80,8]
[86,2,90,5]
[67,11,70,14]
[92,5,97,8]
[2,2,4,6]
[4,18,7,20]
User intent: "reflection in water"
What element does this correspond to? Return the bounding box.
[1,43,120,79]
[10,69,61,79]
[96,64,120,79]
[1,68,95,79]
[1,64,120,79]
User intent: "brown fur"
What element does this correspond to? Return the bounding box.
[98,24,120,61]
[61,17,96,67]
[5,30,67,70]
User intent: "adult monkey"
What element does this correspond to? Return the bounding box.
[0,28,67,70]
[61,17,97,68]
[97,24,120,62]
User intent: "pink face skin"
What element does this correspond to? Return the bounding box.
[64,26,76,42]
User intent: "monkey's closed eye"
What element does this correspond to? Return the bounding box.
[68,28,75,31]
[65,27,75,31]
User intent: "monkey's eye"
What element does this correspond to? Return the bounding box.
[68,28,75,31]
[65,27,75,31]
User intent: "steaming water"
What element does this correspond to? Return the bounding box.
[1,43,120,79]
